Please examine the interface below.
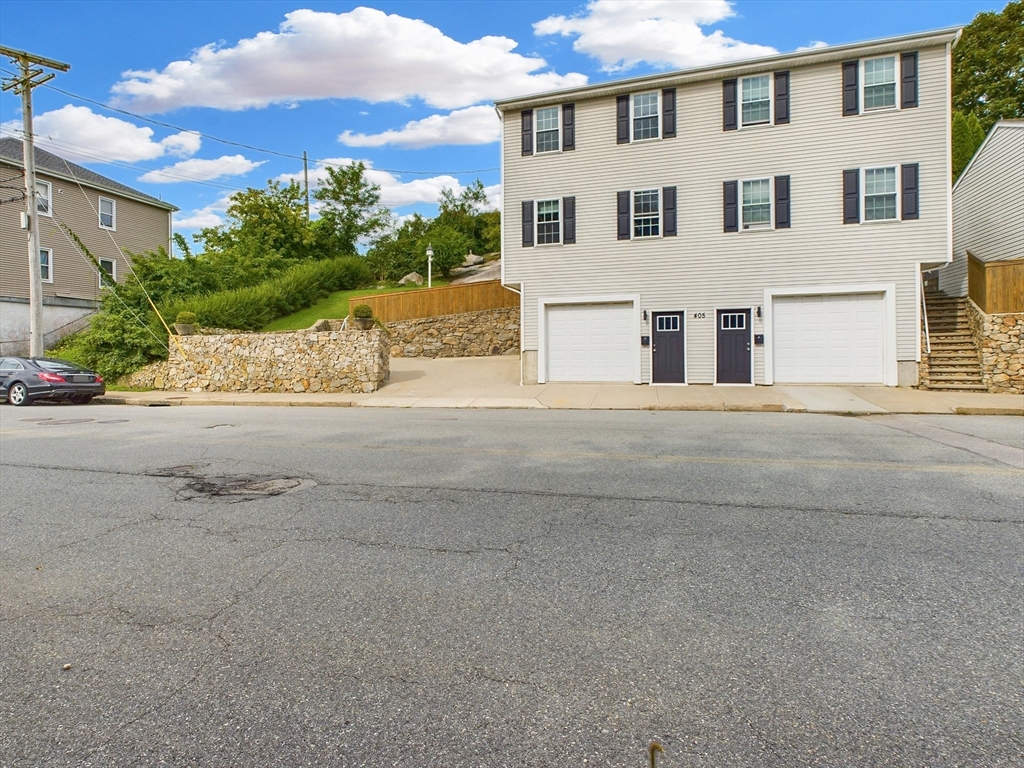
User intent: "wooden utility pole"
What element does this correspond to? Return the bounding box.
[0,46,70,358]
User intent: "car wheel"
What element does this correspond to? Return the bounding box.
[8,382,31,406]
[70,395,93,405]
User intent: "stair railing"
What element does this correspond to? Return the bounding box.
[920,279,932,355]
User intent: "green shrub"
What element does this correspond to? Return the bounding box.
[175,311,197,325]
[352,304,373,319]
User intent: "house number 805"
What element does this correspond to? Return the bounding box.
[692,312,706,319]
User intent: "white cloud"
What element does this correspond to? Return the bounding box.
[796,41,829,51]
[339,106,499,149]
[0,105,200,163]
[173,193,233,229]
[112,7,588,112]
[139,154,265,183]
[534,0,776,72]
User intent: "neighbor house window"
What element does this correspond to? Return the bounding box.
[99,197,116,230]
[632,92,659,141]
[864,167,897,220]
[535,107,560,153]
[536,199,560,244]
[99,257,116,287]
[741,179,773,229]
[633,189,660,237]
[863,57,896,110]
[39,248,52,282]
[36,180,51,216]
[741,75,771,126]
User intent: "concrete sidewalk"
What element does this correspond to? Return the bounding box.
[97,357,1024,415]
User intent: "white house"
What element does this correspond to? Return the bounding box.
[496,28,961,387]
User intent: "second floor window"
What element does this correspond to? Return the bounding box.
[99,198,116,229]
[864,57,896,110]
[537,199,560,244]
[864,167,897,220]
[741,76,771,126]
[742,179,772,229]
[36,181,51,216]
[633,189,660,237]
[633,92,659,141]
[535,107,560,153]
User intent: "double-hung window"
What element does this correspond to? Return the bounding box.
[99,258,116,287]
[633,189,660,237]
[39,248,53,282]
[863,167,897,221]
[99,197,116,230]
[741,75,771,126]
[536,199,561,244]
[741,179,772,229]
[36,180,52,216]
[632,92,659,141]
[535,107,560,153]
[863,57,896,111]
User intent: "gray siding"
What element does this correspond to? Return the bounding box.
[503,43,952,384]
[941,122,1024,296]
[0,166,172,302]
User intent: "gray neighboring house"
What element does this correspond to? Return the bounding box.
[497,28,961,387]
[0,137,177,355]
[938,120,1024,298]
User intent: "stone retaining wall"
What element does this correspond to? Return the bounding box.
[965,299,1023,394]
[386,306,519,358]
[125,328,389,393]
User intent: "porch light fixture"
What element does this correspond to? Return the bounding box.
[756,306,762,318]
[642,309,648,321]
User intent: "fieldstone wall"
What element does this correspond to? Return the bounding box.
[387,307,519,358]
[965,299,1023,394]
[125,327,389,393]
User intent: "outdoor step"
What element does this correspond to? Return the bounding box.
[923,383,989,392]
[928,368,984,376]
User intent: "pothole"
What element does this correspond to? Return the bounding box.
[153,465,316,503]
[39,419,95,426]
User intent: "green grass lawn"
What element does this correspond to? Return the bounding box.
[262,281,449,332]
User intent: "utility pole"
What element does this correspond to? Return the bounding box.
[1,46,70,358]
[303,151,310,221]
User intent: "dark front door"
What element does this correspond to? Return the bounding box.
[652,312,685,383]
[717,309,751,384]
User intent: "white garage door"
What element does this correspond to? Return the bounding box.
[546,303,634,382]
[773,293,885,383]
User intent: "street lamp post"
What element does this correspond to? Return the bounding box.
[426,244,433,288]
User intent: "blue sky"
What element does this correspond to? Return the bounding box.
[0,0,1000,249]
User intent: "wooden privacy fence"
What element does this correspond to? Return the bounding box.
[968,252,1024,314]
[349,280,519,323]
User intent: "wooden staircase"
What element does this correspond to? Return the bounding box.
[921,293,987,391]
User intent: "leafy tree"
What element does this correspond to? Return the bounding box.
[313,162,390,256]
[366,213,430,282]
[435,180,498,255]
[953,1,1023,131]
[416,224,472,278]
[952,110,987,180]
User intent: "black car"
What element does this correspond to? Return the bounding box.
[0,357,106,406]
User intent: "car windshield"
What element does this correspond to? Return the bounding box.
[35,358,87,373]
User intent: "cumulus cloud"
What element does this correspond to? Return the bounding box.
[534,0,776,72]
[139,154,265,183]
[796,41,829,51]
[0,105,200,163]
[112,7,588,112]
[173,193,233,230]
[338,106,500,149]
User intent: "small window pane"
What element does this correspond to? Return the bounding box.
[633,92,659,141]
[99,198,115,228]
[536,199,560,244]
[535,107,560,153]
[864,167,897,220]
[35,181,50,214]
[741,75,771,125]
[656,315,679,331]
[39,249,51,280]
[633,189,660,237]
[864,57,896,110]
[721,313,746,330]
[742,179,772,228]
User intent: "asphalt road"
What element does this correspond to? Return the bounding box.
[1,406,1022,767]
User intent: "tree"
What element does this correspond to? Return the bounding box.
[953,1,1023,132]
[365,213,430,282]
[952,110,987,180]
[313,162,390,256]
[417,224,472,278]
[435,180,498,255]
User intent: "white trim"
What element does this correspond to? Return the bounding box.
[537,294,642,384]
[35,180,52,217]
[713,307,755,385]
[630,188,662,239]
[533,104,562,155]
[629,90,661,143]
[534,198,561,246]
[945,44,954,266]
[98,257,117,288]
[861,166,900,223]
[498,106,506,289]
[739,176,774,231]
[860,55,900,114]
[738,73,773,129]
[98,196,116,231]
[38,247,54,283]
[647,309,688,385]
[762,283,898,386]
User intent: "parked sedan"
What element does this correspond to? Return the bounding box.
[0,357,105,406]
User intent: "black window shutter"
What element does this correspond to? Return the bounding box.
[617,191,631,240]
[662,88,676,138]
[774,71,790,125]
[522,200,534,246]
[842,61,858,116]
[616,96,630,144]
[562,103,575,151]
[774,175,791,229]
[901,52,918,109]
[723,79,738,131]
[901,164,919,220]
[563,196,576,243]
[521,110,533,156]
[663,186,677,236]
[723,181,738,232]
[843,169,860,224]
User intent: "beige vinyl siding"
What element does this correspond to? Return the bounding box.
[0,167,171,302]
[503,44,951,384]
[941,122,1024,296]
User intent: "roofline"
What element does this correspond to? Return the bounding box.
[495,26,962,111]
[0,153,179,212]
[952,120,1024,194]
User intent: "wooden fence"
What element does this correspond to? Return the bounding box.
[968,252,1024,314]
[349,280,519,323]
